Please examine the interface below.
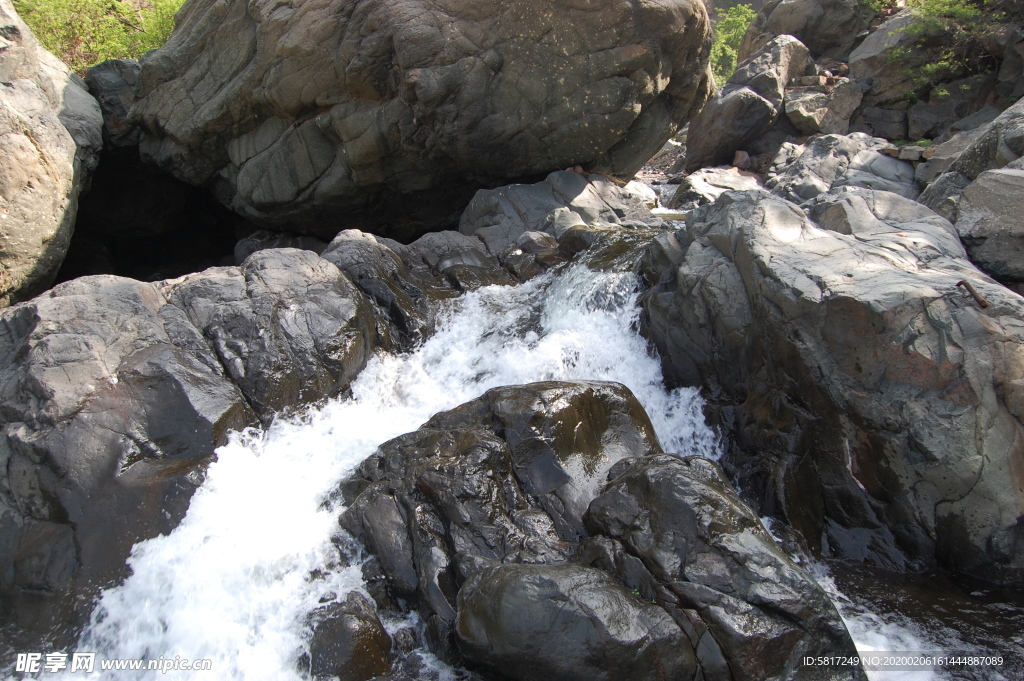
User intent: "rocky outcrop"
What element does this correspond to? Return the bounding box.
[128,0,714,239]
[784,78,862,135]
[308,592,394,681]
[340,381,865,680]
[641,187,1024,585]
[0,0,102,307]
[848,10,930,107]
[953,164,1024,281]
[765,133,918,203]
[738,0,874,62]
[669,166,763,211]
[684,36,809,172]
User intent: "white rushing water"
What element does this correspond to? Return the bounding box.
[65,262,720,680]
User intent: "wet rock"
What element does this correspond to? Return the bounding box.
[161,249,376,422]
[128,0,714,238]
[954,165,1024,280]
[670,167,764,211]
[459,171,662,256]
[685,36,809,172]
[456,562,697,681]
[0,0,103,306]
[309,592,393,681]
[738,0,873,61]
[585,455,863,681]
[641,187,1024,585]
[784,78,863,135]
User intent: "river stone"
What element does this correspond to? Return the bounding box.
[953,166,1024,280]
[784,78,862,135]
[128,0,714,239]
[684,35,810,172]
[738,0,873,61]
[585,455,863,681]
[459,170,662,256]
[455,563,697,681]
[641,187,1024,585]
[309,592,393,681]
[0,0,103,307]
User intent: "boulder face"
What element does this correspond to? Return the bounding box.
[738,0,874,62]
[128,0,714,239]
[340,381,865,681]
[641,187,1024,586]
[0,0,102,307]
[953,165,1024,281]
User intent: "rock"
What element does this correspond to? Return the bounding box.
[733,149,753,170]
[459,171,662,256]
[340,379,865,677]
[670,167,764,211]
[160,249,377,423]
[738,0,874,61]
[953,165,1024,280]
[915,130,979,186]
[849,9,947,107]
[0,0,103,306]
[906,74,996,141]
[641,187,1024,585]
[585,455,864,681]
[685,36,809,171]
[84,59,141,149]
[897,145,927,161]
[765,132,916,203]
[997,29,1024,102]
[855,107,908,141]
[950,105,1001,133]
[234,230,327,264]
[919,170,972,222]
[128,0,714,239]
[309,592,393,681]
[784,78,863,135]
[456,563,697,681]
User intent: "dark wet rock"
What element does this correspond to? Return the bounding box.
[456,562,697,681]
[309,592,393,681]
[459,170,662,256]
[685,36,810,172]
[161,249,376,423]
[585,455,863,681]
[340,380,864,678]
[128,0,714,239]
[0,0,103,306]
[738,0,873,61]
[641,187,1024,585]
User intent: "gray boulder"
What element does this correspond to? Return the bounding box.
[340,380,864,679]
[685,36,809,172]
[670,166,764,211]
[953,164,1024,280]
[854,107,907,141]
[459,171,662,256]
[0,0,102,306]
[784,78,863,135]
[915,129,981,186]
[84,59,140,149]
[128,0,714,239]
[641,187,1024,585]
[738,0,874,61]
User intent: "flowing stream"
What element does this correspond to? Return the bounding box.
[47,252,1022,680]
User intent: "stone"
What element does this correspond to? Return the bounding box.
[0,0,103,306]
[906,74,996,141]
[685,36,809,171]
[855,107,908,141]
[997,30,1024,102]
[84,59,141,149]
[234,230,327,265]
[784,78,863,135]
[309,592,393,681]
[669,167,764,211]
[738,0,874,61]
[641,187,1024,585]
[128,0,715,239]
[954,165,1024,280]
[915,130,979,186]
[459,171,662,256]
[456,563,697,681]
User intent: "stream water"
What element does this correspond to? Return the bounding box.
[37,251,1023,680]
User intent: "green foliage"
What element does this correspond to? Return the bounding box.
[710,4,758,85]
[13,0,182,74]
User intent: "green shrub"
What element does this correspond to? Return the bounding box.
[13,0,182,74]
[710,4,758,85]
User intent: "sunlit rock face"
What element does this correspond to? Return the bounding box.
[129,0,714,240]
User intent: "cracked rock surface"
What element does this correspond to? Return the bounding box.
[641,187,1024,585]
[129,0,714,239]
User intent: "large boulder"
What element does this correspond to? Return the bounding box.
[0,0,102,306]
[784,78,862,135]
[641,187,1024,585]
[128,0,714,239]
[738,0,874,62]
[847,10,928,107]
[953,164,1024,281]
[684,36,809,172]
[670,166,764,212]
[340,381,864,680]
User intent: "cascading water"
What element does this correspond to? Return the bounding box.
[41,253,1021,681]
